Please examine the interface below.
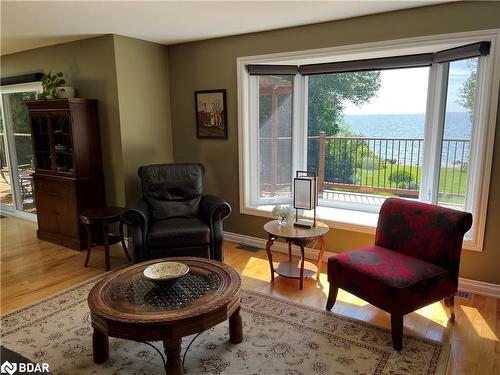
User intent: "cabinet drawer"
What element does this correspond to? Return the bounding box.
[34,178,74,196]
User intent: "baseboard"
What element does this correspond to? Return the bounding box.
[224,230,334,262]
[0,209,37,222]
[224,230,500,299]
[457,278,500,299]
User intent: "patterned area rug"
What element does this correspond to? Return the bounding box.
[1,278,450,375]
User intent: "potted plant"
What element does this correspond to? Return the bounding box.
[38,72,66,99]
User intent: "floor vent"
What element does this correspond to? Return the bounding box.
[456,290,471,300]
[236,244,260,253]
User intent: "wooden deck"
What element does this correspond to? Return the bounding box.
[0,169,36,213]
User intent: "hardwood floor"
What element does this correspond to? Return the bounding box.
[1,214,499,374]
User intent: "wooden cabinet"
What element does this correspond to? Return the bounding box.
[26,99,105,250]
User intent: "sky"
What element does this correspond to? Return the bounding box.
[343,59,474,115]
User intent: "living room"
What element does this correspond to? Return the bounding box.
[1,1,499,374]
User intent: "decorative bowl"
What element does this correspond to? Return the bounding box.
[143,262,189,284]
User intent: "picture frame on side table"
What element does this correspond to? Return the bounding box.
[195,89,228,139]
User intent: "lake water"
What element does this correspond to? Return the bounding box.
[342,112,471,166]
[344,112,472,139]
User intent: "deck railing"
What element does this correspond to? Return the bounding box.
[261,133,470,199]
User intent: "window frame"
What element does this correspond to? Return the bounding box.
[237,29,500,251]
[0,81,42,221]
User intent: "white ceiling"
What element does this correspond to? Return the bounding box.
[1,1,451,56]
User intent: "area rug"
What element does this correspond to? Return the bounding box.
[1,278,450,375]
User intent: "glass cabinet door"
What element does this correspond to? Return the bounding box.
[50,112,74,175]
[31,113,52,172]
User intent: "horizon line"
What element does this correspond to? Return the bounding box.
[344,111,468,116]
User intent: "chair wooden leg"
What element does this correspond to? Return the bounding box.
[299,246,305,290]
[326,284,338,311]
[391,314,404,351]
[445,296,455,321]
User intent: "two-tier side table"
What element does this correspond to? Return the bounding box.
[264,220,329,289]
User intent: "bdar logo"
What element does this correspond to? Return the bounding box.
[0,361,17,375]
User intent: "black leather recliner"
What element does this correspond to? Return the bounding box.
[122,163,231,262]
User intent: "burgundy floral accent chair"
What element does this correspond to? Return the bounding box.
[326,198,472,351]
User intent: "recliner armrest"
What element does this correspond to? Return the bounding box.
[122,199,151,263]
[200,195,231,261]
[200,195,231,224]
[122,199,151,230]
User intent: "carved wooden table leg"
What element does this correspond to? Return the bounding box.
[265,236,275,282]
[92,328,109,364]
[316,236,326,279]
[229,306,243,343]
[299,245,305,290]
[163,338,183,375]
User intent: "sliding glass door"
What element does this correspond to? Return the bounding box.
[0,83,41,217]
[0,104,15,210]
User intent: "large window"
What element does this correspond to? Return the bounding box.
[307,67,430,211]
[437,58,477,210]
[257,75,294,201]
[239,33,499,250]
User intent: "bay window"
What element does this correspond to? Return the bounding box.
[238,32,499,250]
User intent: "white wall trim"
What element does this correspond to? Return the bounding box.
[236,28,500,66]
[0,208,37,222]
[457,278,500,299]
[225,230,334,262]
[224,230,500,298]
[0,81,42,94]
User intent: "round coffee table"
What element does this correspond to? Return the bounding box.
[88,257,242,375]
[264,220,329,289]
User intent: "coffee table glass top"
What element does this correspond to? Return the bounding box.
[109,269,220,312]
[98,259,225,315]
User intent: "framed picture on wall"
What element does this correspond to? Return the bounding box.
[195,89,228,139]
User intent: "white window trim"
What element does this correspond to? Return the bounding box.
[247,74,307,208]
[237,28,500,251]
[420,62,449,204]
[1,82,42,95]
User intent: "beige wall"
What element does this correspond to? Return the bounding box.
[1,35,126,205]
[113,35,173,203]
[1,34,174,205]
[1,2,499,284]
[168,1,500,284]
